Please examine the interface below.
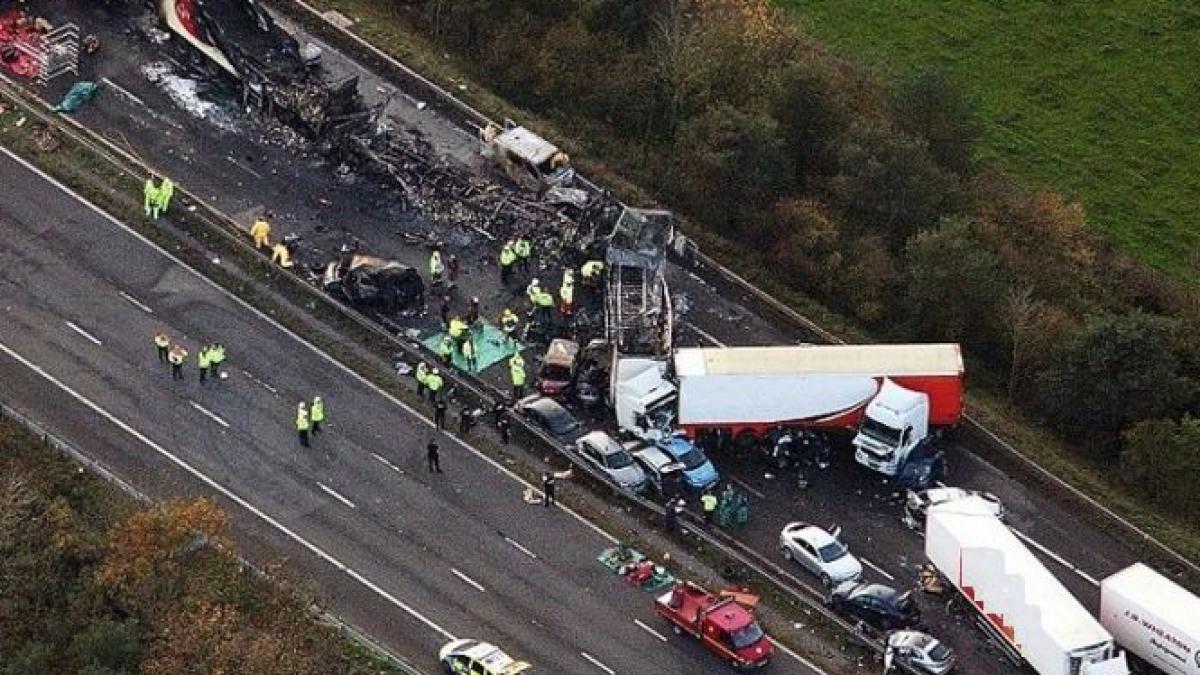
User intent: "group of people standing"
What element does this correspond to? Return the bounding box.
[153,331,225,383]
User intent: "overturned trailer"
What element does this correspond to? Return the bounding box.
[605,206,673,357]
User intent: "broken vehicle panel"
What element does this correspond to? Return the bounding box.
[322,254,424,312]
[605,207,673,357]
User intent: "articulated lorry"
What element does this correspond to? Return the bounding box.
[1100,563,1200,675]
[613,344,964,476]
[925,496,1130,675]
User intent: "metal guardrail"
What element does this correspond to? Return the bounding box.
[270,0,1200,581]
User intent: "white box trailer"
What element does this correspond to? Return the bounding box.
[926,496,1129,675]
[1100,563,1200,675]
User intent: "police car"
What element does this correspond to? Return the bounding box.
[439,639,531,675]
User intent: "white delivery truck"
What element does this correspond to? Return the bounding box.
[926,496,1130,675]
[1100,563,1200,675]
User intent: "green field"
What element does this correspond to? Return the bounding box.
[780,1,1200,280]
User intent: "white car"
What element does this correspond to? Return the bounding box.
[439,638,531,675]
[779,522,863,587]
[886,630,956,674]
[903,487,1003,533]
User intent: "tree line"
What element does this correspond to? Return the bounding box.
[402,0,1199,524]
[0,422,394,675]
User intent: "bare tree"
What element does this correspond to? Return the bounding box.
[0,476,35,551]
[1006,285,1043,400]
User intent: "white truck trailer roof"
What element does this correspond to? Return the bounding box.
[1101,563,1200,675]
[927,496,1115,674]
[677,373,879,426]
[674,344,962,377]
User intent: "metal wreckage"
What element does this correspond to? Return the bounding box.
[155,0,673,354]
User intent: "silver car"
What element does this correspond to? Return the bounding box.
[779,522,863,587]
[885,630,955,674]
[575,431,647,492]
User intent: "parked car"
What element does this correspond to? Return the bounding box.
[439,638,531,675]
[535,338,579,397]
[779,522,863,587]
[655,434,719,490]
[829,581,921,631]
[885,630,955,674]
[514,395,581,439]
[574,431,647,492]
[892,439,945,491]
[904,487,1003,533]
[629,444,688,500]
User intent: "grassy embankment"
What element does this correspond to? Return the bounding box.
[0,414,408,674]
[277,0,1200,578]
[778,0,1200,281]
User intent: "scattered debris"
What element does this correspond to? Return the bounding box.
[30,123,59,152]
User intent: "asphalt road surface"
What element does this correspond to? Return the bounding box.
[8,2,1182,673]
[0,151,822,674]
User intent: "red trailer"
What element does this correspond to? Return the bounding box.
[673,344,964,438]
[654,581,773,670]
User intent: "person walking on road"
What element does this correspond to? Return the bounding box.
[499,240,517,285]
[197,345,211,384]
[310,396,325,434]
[541,471,556,507]
[434,398,447,431]
[462,336,478,372]
[426,367,444,403]
[168,343,187,380]
[157,177,176,215]
[501,308,519,347]
[250,214,272,250]
[429,246,444,286]
[415,361,429,398]
[497,414,511,445]
[209,343,226,378]
[701,491,718,525]
[296,402,311,448]
[143,177,161,219]
[154,331,170,363]
[509,352,526,400]
[514,235,532,275]
[427,437,442,473]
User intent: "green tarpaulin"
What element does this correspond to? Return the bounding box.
[421,321,520,374]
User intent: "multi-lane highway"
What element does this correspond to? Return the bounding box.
[0,150,825,675]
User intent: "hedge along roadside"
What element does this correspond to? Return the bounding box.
[270,0,1200,583]
[0,80,892,674]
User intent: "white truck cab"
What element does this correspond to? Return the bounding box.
[853,380,930,476]
[612,357,676,441]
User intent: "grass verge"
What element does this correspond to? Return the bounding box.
[777,0,1200,281]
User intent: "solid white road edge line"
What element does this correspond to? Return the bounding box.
[860,557,895,582]
[769,638,830,675]
[580,651,616,675]
[632,619,667,643]
[65,320,102,346]
[504,537,538,560]
[118,290,154,314]
[318,482,357,509]
[1010,527,1100,587]
[0,148,621,547]
[0,338,455,641]
[450,568,486,593]
[188,400,230,429]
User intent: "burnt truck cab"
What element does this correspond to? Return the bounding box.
[536,339,580,398]
[481,122,575,193]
